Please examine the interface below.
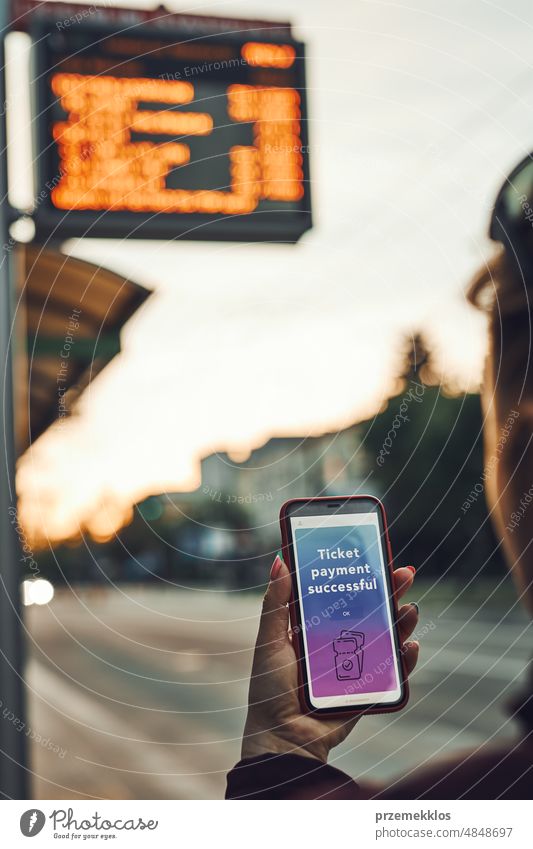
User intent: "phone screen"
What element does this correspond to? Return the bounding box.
[290,510,402,709]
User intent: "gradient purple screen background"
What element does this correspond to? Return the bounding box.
[294,520,399,698]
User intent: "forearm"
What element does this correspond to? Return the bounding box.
[226,753,361,800]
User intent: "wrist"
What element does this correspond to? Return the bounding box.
[242,720,329,764]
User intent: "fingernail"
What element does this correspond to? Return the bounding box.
[410,602,419,615]
[405,639,420,650]
[270,555,282,580]
[406,565,416,574]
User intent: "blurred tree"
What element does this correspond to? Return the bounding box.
[391,331,440,394]
[360,333,504,581]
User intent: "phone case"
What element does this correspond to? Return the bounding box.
[279,495,410,717]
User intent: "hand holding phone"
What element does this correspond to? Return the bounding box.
[241,499,419,763]
[280,495,409,715]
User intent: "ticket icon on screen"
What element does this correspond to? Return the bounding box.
[333,630,365,680]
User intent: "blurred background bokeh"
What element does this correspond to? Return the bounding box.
[8,0,532,798]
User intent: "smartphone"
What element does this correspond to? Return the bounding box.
[279,495,408,715]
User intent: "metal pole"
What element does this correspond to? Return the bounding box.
[0,1,28,800]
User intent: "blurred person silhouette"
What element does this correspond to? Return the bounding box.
[226,154,533,799]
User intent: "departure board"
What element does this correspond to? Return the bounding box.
[31,22,311,241]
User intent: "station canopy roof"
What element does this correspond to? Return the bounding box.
[16,244,151,454]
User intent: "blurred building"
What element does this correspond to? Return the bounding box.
[200,424,365,532]
[131,424,366,584]
[134,422,366,549]
[136,423,366,531]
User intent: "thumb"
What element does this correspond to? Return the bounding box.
[257,555,292,644]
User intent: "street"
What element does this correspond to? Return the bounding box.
[25,587,531,799]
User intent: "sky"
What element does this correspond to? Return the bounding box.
[12,0,533,541]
